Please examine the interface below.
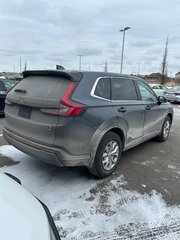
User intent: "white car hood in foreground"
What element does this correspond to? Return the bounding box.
[0,173,51,240]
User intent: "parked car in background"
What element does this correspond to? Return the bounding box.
[0,79,16,115]
[3,70,174,178]
[3,78,16,91]
[149,84,169,97]
[0,80,8,115]
[165,86,180,103]
[0,172,60,240]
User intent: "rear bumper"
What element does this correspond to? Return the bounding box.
[165,96,180,102]
[3,128,91,167]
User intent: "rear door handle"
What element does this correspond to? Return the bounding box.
[145,105,151,110]
[118,107,126,113]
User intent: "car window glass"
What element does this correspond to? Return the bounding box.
[94,78,110,99]
[137,82,157,102]
[0,80,7,91]
[160,86,167,90]
[111,78,137,100]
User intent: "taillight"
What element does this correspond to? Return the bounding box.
[40,82,85,117]
[175,92,180,95]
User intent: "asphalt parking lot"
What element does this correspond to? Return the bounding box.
[114,104,180,206]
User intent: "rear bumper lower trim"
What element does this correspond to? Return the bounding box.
[3,128,91,167]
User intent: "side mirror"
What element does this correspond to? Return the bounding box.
[157,96,167,104]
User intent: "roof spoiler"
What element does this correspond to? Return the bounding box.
[22,70,83,82]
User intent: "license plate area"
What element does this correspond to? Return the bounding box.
[18,105,32,119]
[167,94,175,96]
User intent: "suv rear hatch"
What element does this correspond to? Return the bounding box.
[4,70,82,146]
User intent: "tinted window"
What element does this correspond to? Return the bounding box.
[0,80,7,91]
[160,85,168,90]
[94,78,110,99]
[152,85,159,89]
[172,86,180,91]
[111,78,137,100]
[137,82,157,102]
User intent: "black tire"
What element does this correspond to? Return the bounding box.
[89,132,122,178]
[156,116,171,142]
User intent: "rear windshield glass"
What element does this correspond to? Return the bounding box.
[14,75,71,100]
[8,75,72,108]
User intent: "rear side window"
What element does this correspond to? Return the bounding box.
[94,78,110,99]
[111,78,137,100]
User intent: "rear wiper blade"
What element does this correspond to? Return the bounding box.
[14,89,27,93]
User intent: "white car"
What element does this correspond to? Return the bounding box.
[0,173,60,240]
[164,86,180,103]
[149,84,169,97]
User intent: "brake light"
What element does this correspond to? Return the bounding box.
[40,82,85,116]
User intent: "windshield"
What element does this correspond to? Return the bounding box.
[171,86,180,91]
[0,79,16,92]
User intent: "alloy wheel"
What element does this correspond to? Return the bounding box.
[163,120,170,139]
[102,140,119,171]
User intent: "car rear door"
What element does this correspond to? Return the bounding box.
[5,73,73,146]
[111,77,145,149]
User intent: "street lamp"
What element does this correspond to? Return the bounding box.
[78,54,83,70]
[119,27,130,74]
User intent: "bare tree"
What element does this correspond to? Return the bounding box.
[160,37,168,85]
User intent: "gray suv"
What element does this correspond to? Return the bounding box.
[3,70,173,178]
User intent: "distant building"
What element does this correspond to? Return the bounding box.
[144,73,162,83]
[175,72,180,83]
[144,72,170,84]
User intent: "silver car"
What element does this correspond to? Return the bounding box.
[149,84,168,97]
[3,70,174,178]
[164,86,180,103]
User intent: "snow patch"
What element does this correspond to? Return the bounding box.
[168,165,177,170]
[0,145,180,240]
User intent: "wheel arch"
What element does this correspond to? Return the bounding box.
[167,113,173,124]
[107,128,125,150]
[89,125,126,168]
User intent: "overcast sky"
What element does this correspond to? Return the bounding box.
[0,0,179,75]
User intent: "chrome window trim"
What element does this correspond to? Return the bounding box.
[91,76,138,102]
[90,77,111,101]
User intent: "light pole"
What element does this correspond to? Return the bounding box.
[119,27,130,74]
[78,54,83,70]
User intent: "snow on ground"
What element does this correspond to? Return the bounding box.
[0,145,180,240]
